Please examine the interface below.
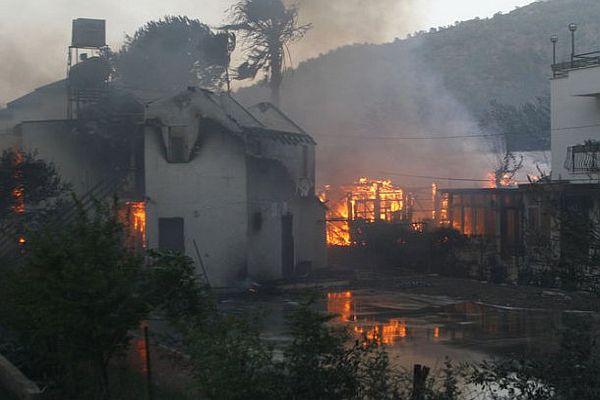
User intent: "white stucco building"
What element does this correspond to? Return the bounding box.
[0,82,326,287]
[143,88,326,286]
[551,57,600,181]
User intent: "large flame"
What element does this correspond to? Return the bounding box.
[320,177,408,246]
[118,201,146,251]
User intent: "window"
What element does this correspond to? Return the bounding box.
[302,145,309,178]
[158,217,185,253]
[167,127,188,163]
[252,212,263,232]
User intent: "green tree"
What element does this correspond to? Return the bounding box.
[113,16,234,94]
[225,0,311,106]
[0,201,208,399]
[187,314,283,400]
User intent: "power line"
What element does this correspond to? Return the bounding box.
[374,171,491,183]
[316,132,547,141]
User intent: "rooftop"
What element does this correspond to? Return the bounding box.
[552,50,600,77]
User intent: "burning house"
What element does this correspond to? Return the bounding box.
[437,187,524,280]
[0,18,326,287]
[321,177,415,247]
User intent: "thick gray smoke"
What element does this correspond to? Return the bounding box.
[287,0,420,62]
[0,0,234,107]
[0,17,66,107]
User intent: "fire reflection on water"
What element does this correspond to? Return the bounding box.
[327,291,441,346]
[327,291,354,322]
[134,337,148,374]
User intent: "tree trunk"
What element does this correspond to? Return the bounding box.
[99,357,111,400]
[269,44,283,107]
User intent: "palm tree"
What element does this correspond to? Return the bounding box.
[225,0,311,106]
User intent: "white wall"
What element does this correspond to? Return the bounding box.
[246,152,326,281]
[260,139,316,195]
[290,196,327,272]
[246,157,287,281]
[551,66,600,182]
[145,125,249,287]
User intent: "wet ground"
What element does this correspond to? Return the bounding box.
[219,286,595,369]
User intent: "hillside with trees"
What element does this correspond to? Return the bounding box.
[236,0,600,160]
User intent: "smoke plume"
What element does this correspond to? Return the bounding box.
[287,0,420,63]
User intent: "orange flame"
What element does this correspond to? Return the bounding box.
[487,171,514,189]
[129,202,147,245]
[118,202,146,250]
[321,177,408,246]
[11,151,25,214]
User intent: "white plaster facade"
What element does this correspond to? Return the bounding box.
[551,64,600,182]
[144,88,326,287]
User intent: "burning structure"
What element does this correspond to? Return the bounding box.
[0,19,326,286]
[434,31,600,285]
[321,177,414,246]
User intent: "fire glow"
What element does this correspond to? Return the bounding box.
[320,178,409,246]
[129,202,147,245]
[327,291,354,322]
[327,291,441,346]
[487,171,514,189]
[11,150,25,215]
[118,201,147,250]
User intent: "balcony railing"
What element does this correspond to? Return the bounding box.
[565,142,600,173]
[552,50,600,77]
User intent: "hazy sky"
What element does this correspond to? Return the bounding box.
[0,0,536,106]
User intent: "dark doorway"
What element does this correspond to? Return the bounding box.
[282,213,294,278]
[159,217,185,254]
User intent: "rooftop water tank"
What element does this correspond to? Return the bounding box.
[72,18,106,48]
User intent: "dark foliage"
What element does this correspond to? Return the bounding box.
[284,300,363,400]
[113,16,233,94]
[187,314,283,400]
[467,314,600,400]
[0,202,209,399]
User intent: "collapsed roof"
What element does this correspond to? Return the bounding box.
[145,87,316,146]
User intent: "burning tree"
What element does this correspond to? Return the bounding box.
[225,0,312,106]
[0,149,68,254]
[0,150,65,220]
[493,151,524,188]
